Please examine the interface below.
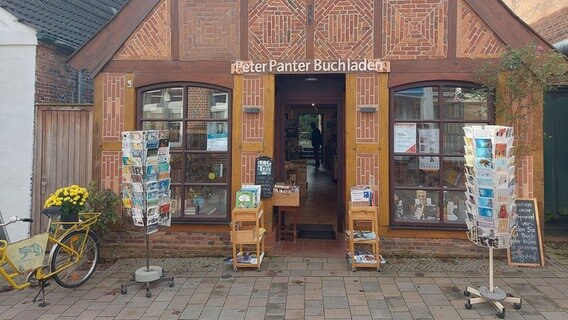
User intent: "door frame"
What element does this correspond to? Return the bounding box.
[274,74,346,231]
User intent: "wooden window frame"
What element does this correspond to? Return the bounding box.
[389,81,494,230]
[137,82,232,224]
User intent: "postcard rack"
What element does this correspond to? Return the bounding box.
[346,202,381,272]
[230,202,265,272]
[462,125,521,319]
[119,130,174,298]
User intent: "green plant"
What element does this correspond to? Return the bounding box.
[85,182,121,241]
[474,44,568,156]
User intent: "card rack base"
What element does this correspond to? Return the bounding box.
[120,233,174,298]
[464,286,521,319]
[463,247,521,319]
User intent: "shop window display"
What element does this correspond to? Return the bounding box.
[140,85,230,222]
[391,84,491,228]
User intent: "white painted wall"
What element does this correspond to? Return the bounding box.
[0,8,37,242]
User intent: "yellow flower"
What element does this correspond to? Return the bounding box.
[43,184,89,211]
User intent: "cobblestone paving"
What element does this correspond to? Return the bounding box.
[1,254,567,319]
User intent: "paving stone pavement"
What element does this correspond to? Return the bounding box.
[1,254,567,320]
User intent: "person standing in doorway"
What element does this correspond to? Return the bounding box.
[310,122,323,168]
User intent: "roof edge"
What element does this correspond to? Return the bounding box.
[465,0,553,50]
[68,0,161,76]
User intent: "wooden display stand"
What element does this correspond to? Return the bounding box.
[230,202,265,272]
[347,202,381,272]
[273,187,300,242]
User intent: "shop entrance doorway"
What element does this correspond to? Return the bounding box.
[273,74,346,255]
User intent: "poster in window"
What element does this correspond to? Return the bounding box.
[207,122,228,151]
[418,128,440,170]
[394,123,417,153]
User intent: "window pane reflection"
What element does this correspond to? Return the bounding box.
[394,156,440,187]
[186,154,228,183]
[142,121,182,148]
[184,186,227,217]
[187,88,228,120]
[393,190,440,222]
[186,122,207,150]
[170,186,182,217]
[394,87,439,120]
[142,88,183,120]
[170,153,183,183]
[443,191,467,224]
[442,157,466,188]
[443,87,488,120]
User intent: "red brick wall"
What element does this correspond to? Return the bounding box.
[101,228,232,259]
[114,0,171,60]
[179,0,240,60]
[355,74,380,186]
[36,42,93,103]
[457,0,506,58]
[381,237,489,258]
[314,0,374,59]
[531,7,568,44]
[248,0,306,60]
[382,0,448,59]
[100,231,486,259]
[242,75,264,143]
[101,73,126,193]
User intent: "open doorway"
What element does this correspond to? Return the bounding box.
[297,113,323,165]
[273,74,345,254]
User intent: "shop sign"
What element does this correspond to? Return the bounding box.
[231,59,390,74]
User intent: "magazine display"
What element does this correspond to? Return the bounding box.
[121,130,172,234]
[463,126,516,248]
[235,185,262,209]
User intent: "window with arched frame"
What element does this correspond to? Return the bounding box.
[390,82,493,229]
[138,83,231,223]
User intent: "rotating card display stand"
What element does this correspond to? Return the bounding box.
[119,130,174,298]
[462,126,521,319]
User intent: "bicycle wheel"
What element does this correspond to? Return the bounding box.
[50,230,99,288]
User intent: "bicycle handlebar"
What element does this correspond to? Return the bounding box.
[0,217,33,227]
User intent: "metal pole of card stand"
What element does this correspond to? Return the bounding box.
[120,215,174,298]
[463,226,522,319]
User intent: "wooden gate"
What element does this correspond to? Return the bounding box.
[32,105,93,235]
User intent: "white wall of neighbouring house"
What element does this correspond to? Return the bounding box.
[0,8,37,242]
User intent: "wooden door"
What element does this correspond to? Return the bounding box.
[32,105,93,235]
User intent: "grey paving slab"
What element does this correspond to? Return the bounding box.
[0,255,567,319]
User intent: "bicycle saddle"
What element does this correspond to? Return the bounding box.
[41,206,62,218]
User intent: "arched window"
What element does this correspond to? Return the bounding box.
[139,84,231,223]
[391,83,492,229]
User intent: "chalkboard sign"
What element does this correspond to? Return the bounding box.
[255,156,274,198]
[508,198,545,267]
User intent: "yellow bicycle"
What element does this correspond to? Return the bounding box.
[0,207,100,306]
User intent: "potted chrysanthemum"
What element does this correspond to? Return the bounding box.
[44,185,89,224]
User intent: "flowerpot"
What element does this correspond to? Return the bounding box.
[60,211,79,229]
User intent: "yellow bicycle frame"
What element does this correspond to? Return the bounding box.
[0,212,100,290]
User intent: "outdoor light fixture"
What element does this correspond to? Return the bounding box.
[244,106,261,113]
[360,105,377,113]
[305,76,318,81]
